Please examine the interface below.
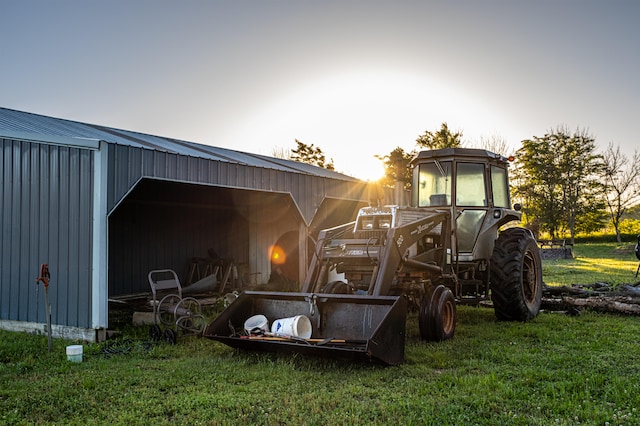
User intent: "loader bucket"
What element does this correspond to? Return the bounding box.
[204,291,407,365]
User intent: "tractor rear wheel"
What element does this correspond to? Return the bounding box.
[419,284,457,341]
[490,228,542,321]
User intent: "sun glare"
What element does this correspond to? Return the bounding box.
[348,155,386,182]
[270,245,286,265]
[227,68,510,181]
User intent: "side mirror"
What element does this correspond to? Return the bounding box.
[513,203,522,211]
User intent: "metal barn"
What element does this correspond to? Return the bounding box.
[0,107,377,341]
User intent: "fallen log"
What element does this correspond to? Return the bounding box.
[542,283,640,315]
[560,296,640,315]
[542,295,640,315]
[620,284,640,297]
[543,285,600,297]
[543,283,640,298]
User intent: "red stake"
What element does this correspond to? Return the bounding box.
[36,264,52,352]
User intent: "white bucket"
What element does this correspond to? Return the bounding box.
[244,314,269,334]
[66,345,83,362]
[271,315,312,339]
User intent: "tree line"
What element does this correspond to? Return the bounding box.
[274,124,640,243]
[516,127,640,243]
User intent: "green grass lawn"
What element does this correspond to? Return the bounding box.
[543,242,639,287]
[2,243,640,425]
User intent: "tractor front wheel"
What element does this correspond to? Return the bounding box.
[419,284,457,341]
[490,228,542,321]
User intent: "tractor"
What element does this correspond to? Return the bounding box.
[205,148,543,365]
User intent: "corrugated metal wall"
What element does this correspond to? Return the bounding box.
[0,138,94,328]
[106,144,369,224]
[246,191,302,286]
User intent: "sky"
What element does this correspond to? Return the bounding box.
[1,0,638,181]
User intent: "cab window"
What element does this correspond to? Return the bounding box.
[456,163,486,207]
[414,161,452,207]
[491,166,510,208]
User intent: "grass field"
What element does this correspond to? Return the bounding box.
[543,242,639,287]
[1,243,640,425]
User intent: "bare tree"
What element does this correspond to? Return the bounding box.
[602,142,640,243]
[478,134,512,156]
[271,146,292,160]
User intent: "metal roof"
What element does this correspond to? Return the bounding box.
[0,107,359,182]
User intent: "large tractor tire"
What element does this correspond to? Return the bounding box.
[490,227,542,321]
[419,284,457,341]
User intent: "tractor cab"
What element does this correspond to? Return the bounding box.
[410,148,521,263]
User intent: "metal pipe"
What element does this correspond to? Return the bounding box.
[402,258,443,273]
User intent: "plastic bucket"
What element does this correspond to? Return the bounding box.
[66,345,83,362]
[244,314,269,334]
[271,315,312,339]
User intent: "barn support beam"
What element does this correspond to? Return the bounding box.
[92,141,108,333]
[298,221,308,289]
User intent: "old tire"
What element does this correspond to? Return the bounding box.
[490,228,542,321]
[419,284,457,341]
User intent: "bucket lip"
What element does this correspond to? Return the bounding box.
[245,314,267,323]
[296,315,312,339]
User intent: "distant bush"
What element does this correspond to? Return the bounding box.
[619,219,640,236]
[573,233,639,244]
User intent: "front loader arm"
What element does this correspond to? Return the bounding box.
[371,211,450,296]
[301,221,355,293]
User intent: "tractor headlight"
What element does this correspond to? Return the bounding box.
[362,218,375,230]
[378,218,391,229]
